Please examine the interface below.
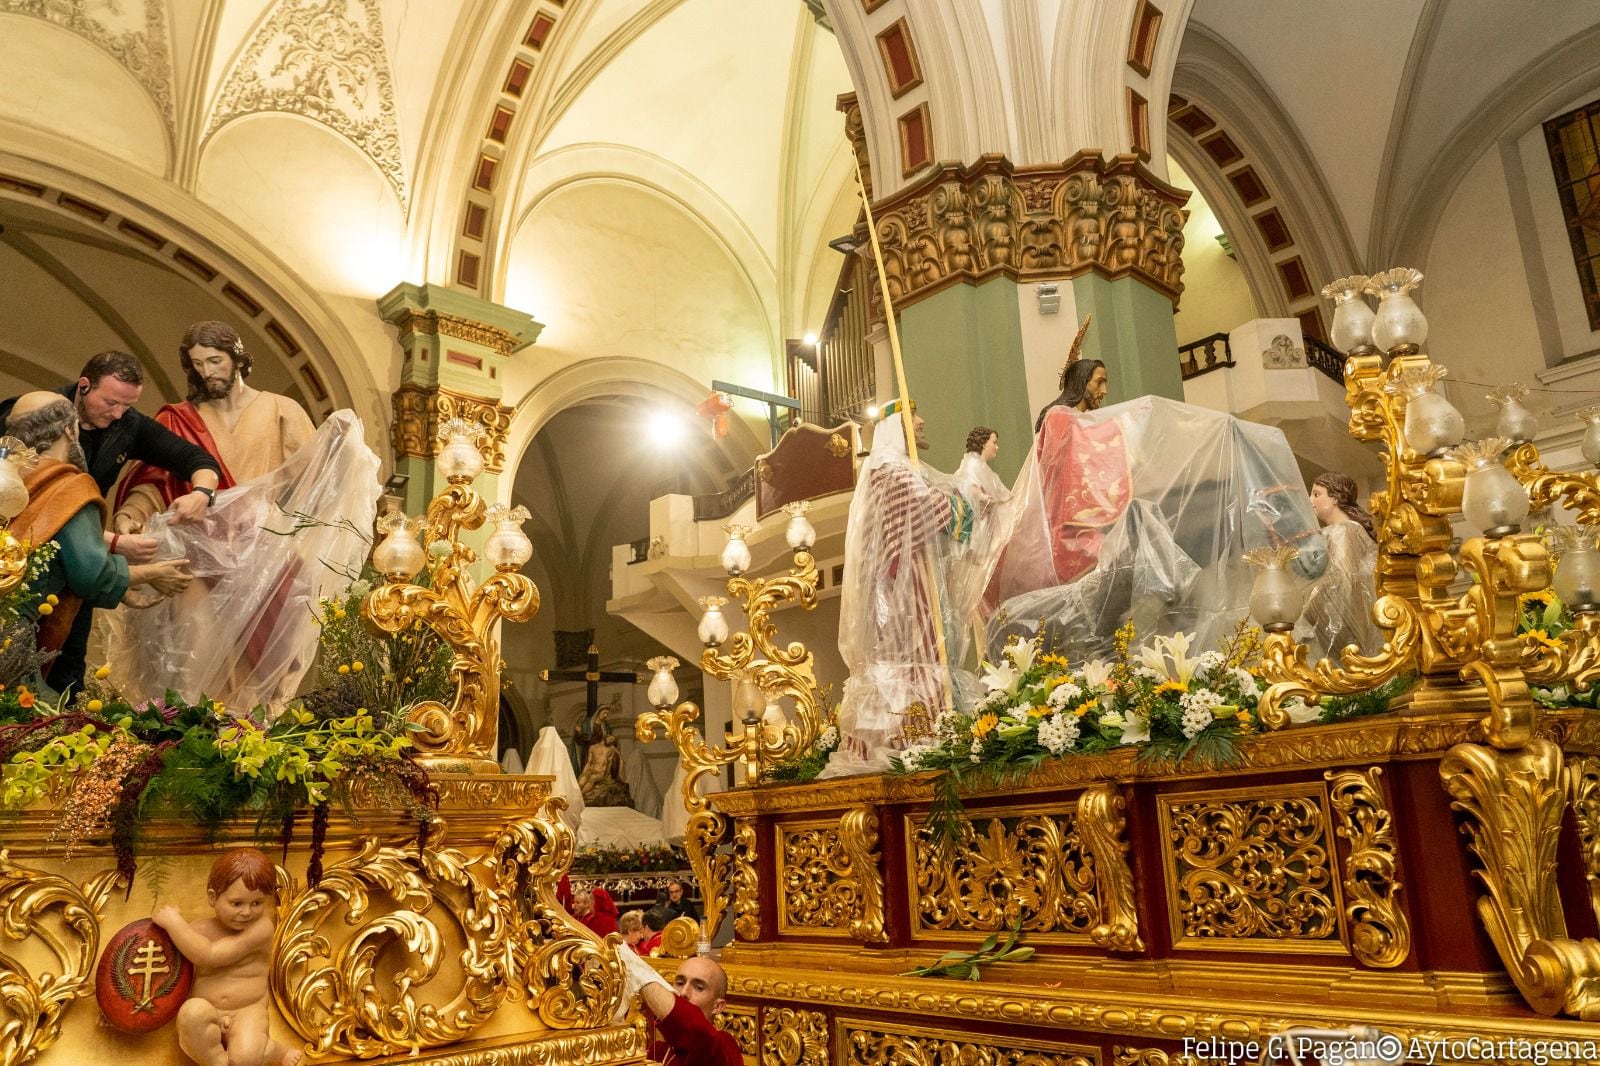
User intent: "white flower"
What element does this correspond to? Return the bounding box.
[980,660,1020,695]
[1081,660,1114,689]
[1180,689,1224,717]
[1047,682,1081,709]
[1006,704,1032,725]
[1134,663,1163,681]
[899,741,938,770]
[1283,697,1320,724]
[1099,709,1125,728]
[1004,637,1038,674]
[1229,666,1260,695]
[348,579,373,600]
[1196,650,1225,674]
[1118,711,1150,744]
[819,725,839,751]
[969,738,983,755]
[1135,632,1200,687]
[1037,713,1080,755]
[1181,704,1213,739]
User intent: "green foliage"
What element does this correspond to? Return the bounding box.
[763,705,842,784]
[1518,590,1598,710]
[1316,673,1417,724]
[0,541,58,691]
[899,922,1034,980]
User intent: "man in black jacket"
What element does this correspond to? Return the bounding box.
[0,350,222,693]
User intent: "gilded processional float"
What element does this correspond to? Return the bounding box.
[1,267,1600,1066]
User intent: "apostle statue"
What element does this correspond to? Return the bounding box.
[104,322,379,711]
[823,398,973,777]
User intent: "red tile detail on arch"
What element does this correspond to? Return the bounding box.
[898,104,932,177]
[524,12,556,49]
[1297,307,1329,345]
[487,106,514,143]
[1171,105,1215,138]
[1253,207,1292,252]
[1127,0,1162,78]
[1227,167,1269,207]
[876,18,923,99]
[463,201,488,241]
[457,251,481,289]
[505,60,532,97]
[473,155,497,192]
[1200,131,1243,168]
[1277,257,1313,302]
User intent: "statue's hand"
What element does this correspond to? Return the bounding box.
[151,904,181,931]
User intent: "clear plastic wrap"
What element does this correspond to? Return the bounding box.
[1294,518,1382,660]
[822,413,976,777]
[981,397,1323,663]
[104,410,379,713]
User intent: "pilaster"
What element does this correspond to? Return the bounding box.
[377,282,542,513]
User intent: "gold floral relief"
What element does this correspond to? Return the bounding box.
[1158,784,1346,953]
[733,818,762,942]
[0,855,121,1066]
[761,1006,829,1066]
[1112,1047,1221,1066]
[1325,768,1411,968]
[717,1004,759,1061]
[778,823,855,936]
[1567,755,1600,929]
[907,806,1098,941]
[837,805,887,944]
[841,1021,1095,1066]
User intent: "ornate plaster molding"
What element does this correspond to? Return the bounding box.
[393,384,514,473]
[0,0,175,129]
[207,0,407,208]
[855,151,1189,310]
[391,309,527,356]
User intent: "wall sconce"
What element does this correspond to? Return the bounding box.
[1035,283,1060,315]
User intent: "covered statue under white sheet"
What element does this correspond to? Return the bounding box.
[981,396,1324,663]
[105,411,379,712]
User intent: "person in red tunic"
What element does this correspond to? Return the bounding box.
[571,884,620,937]
[617,950,742,1066]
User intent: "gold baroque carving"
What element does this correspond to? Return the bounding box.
[842,1021,1094,1066]
[1076,783,1145,952]
[908,807,1098,940]
[1568,755,1600,928]
[374,1026,647,1066]
[1159,785,1345,952]
[837,805,887,944]
[862,153,1188,311]
[778,822,854,936]
[392,384,515,473]
[207,0,407,207]
[718,1004,759,1059]
[1325,768,1411,968]
[761,1006,829,1066]
[1113,1048,1219,1066]
[733,818,762,942]
[1440,739,1600,1019]
[0,855,121,1066]
[394,309,526,356]
[0,0,174,127]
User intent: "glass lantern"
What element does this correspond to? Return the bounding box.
[1449,438,1529,537]
[1365,267,1428,352]
[782,500,816,551]
[1579,406,1600,468]
[1385,365,1465,457]
[372,511,427,581]
[1320,275,1375,354]
[1487,384,1537,445]
[1550,526,1600,614]
[0,437,31,526]
[646,655,680,708]
[733,672,766,725]
[721,524,753,576]
[436,418,487,483]
[697,596,730,646]
[483,503,533,571]
[1244,547,1305,632]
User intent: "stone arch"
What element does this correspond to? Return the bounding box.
[0,128,383,433]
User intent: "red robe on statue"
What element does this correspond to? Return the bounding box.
[1035,407,1131,583]
[113,402,237,511]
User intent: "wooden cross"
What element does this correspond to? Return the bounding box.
[540,643,644,767]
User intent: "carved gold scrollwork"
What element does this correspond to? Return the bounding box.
[491,806,625,1029]
[1568,755,1600,929]
[1076,784,1145,952]
[1509,443,1600,527]
[717,1005,759,1060]
[1440,739,1600,1018]
[778,823,854,935]
[1113,1049,1219,1066]
[1325,768,1411,968]
[842,1022,1094,1066]
[760,1006,829,1066]
[1159,787,1343,950]
[272,834,513,1058]
[838,805,887,944]
[1258,594,1421,729]
[0,855,120,1066]
[0,530,27,599]
[909,810,1097,938]
[732,818,761,942]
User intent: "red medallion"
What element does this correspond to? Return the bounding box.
[95,919,194,1033]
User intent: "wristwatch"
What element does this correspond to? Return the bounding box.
[195,486,216,506]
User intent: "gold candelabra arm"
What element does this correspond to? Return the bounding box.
[425,483,487,564]
[1258,594,1422,729]
[1508,443,1600,526]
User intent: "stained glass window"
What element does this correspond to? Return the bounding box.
[1544,97,1600,332]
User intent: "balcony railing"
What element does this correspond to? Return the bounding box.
[1178,332,1233,379]
[692,466,757,522]
[1304,336,1347,385]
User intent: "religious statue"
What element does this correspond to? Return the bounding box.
[1296,471,1381,659]
[577,727,634,809]
[151,847,302,1066]
[955,426,1010,513]
[572,700,615,774]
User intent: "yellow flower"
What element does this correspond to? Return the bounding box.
[1153,680,1188,697]
[1040,654,1070,667]
[334,607,348,620]
[338,664,351,675]
[1027,705,1051,719]
[1521,589,1554,607]
[86,699,104,713]
[94,665,111,680]
[351,661,365,673]
[1527,629,1563,651]
[36,602,52,616]
[46,594,58,605]
[1044,674,1071,692]
[972,714,999,739]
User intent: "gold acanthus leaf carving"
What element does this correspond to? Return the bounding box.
[1325,768,1411,968]
[1439,739,1600,1019]
[271,834,514,1058]
[1568,755,1600,929]
[842,1023,1093,1066]
[0,855,121,1066]
[1162,790,1341,945]
[779,824,856,933]
[391,386,515,472]
[761,1006,829,1066]
[838,805,888,944]
[910,811,1097,937]
[716,1006,759,1058]
[206,0,407,207]
[732,818,762,942]
[1076,783,1145,952]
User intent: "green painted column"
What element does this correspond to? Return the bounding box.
[895,276,1030,481]
[376,282,542,518]
[1068,273,1184,406]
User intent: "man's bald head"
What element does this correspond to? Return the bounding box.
[7,393,80,463]
[672,955,727,1021]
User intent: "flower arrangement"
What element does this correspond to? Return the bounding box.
[0,541,58,689]
[764,704,842,784]
[1521,589,1596,710]
[300,572,454,723]
[570,843,685,876]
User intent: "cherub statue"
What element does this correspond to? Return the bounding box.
[153,848,301,1066]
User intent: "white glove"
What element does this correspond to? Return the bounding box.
[610,946,672,1024]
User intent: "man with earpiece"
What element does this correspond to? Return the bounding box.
[0,350,221,695]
